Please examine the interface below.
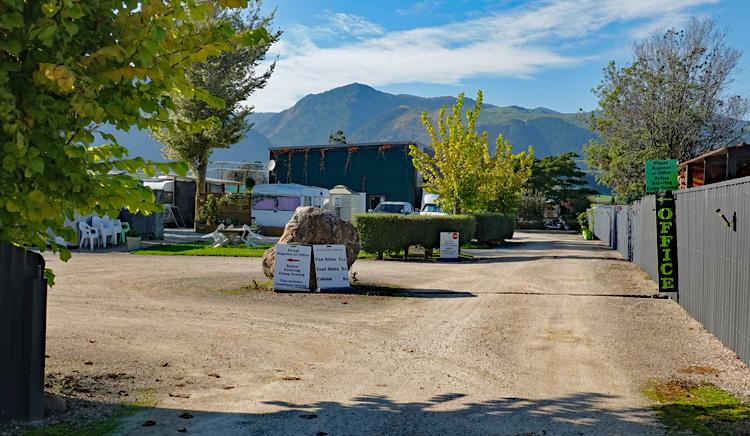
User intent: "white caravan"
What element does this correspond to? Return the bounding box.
[252,184,329,233]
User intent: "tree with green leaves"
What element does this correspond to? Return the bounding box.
[328,129,346,144]
[527,152,597,201]
[152,3,279,223]
[410,91,533,214]
[0,0,269,276]
[585,17,748,200]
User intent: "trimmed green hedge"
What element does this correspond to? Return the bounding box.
[472,213,515,243]
[354,214,476,256]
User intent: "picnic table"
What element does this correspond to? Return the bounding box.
[217,227,247,245]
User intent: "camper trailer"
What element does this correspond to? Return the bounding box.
[252,184,329,234]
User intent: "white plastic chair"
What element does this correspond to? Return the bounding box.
[201,223,228,248]
[92,215,115,248]
[78,222,100,251]
[110,218,122,245]
[241,224,267,247]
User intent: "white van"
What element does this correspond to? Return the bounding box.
[252,184,329,234]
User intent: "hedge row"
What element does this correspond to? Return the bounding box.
[353,214,476,255]
[472,213,515,243]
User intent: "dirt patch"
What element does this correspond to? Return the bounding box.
[679,366,721,375]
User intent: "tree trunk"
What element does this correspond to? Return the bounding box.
[193,160,209,228]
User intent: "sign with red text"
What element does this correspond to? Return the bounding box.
[273,244,312,292]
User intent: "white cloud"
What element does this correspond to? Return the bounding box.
[321,12,384,38]
[249,0,719,112]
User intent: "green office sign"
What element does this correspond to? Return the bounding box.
[655,191,678,295]
[645,159,678,193]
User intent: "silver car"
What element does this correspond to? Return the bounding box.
[372,202,416,214]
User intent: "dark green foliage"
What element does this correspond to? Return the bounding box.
[471,213,515,243]
[354,214,475,256]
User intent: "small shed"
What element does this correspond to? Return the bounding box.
[328,185,366,221]
[679,143,750,189]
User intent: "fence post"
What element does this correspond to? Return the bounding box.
[0,242,48,422]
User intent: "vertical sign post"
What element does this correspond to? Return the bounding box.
[655,191,678,298]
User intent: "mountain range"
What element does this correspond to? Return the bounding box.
[109,83,600,163]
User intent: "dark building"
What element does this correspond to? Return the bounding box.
[269,141,431,210]
[679,143,750,189]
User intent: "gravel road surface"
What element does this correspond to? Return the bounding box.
[30,231,750,435]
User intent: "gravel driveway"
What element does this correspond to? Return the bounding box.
[32,231,750,435]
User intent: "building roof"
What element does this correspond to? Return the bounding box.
[680,143,750,168]
[269,141,428,151]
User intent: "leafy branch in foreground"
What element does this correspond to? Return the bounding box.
[0,0,269,262]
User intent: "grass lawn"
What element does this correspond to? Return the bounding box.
[135,242,474,260]
[644,379,750,435]
[135,241,273,257]
[357,250,473,261]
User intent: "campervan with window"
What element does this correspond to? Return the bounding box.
[251,184,329,234]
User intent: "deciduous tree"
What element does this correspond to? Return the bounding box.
[410,91,533,214]
[0,0,269,275]
[585,17,748,200]
[152,3,279,222]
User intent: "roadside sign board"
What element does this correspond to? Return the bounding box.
[655,191,678,296]
[313,245,350,290]
[273,244,312,292]
[645,160,678,193]
[440,232,459,260]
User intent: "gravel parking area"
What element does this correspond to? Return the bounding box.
[12,231,750,435]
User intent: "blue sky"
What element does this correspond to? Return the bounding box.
[250,0,750,113]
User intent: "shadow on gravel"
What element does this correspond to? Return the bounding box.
[29,391,661,435]
[315,284,475,298]
[473,254,627,263]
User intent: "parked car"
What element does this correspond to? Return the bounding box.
[420,203,447,216]
[372,201,416,214]
[544,218,570,230]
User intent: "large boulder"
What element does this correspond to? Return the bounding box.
[262,207,360,289]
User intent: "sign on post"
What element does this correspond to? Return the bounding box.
[655,191,678,295]
[273,244,312,292]
[313,245,350,290]
[645,160,678,193]
[440,232,459,260]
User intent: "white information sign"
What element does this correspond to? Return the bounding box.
[273,244,312,292]
[440,232,460,260]
[313,245,350,290]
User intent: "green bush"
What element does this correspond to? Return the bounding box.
[471,213,515,243]
[354,214,476,257]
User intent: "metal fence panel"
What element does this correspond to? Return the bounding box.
[674,177,750,365]
[613,177,750,365]
[616,206,631,260]
[0,243,47,422]
[635,195,658,281]
[593,205,615,248]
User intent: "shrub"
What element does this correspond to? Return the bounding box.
[472,213,515,243]
[354,214,476,257]
[197,195,220,225]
